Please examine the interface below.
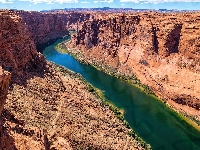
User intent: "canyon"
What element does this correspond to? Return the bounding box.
[0,10,146,149]
[67,11,200,120]
[18,10,92,45]
[1,8,200,149]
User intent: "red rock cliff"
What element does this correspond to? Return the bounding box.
[69,11,200,111]
[0,10,144,150]
[0,10,46,84]
[18,11,92,45]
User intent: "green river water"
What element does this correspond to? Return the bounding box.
[43,38,200,150]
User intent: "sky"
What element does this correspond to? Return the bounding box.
[0,0,200,11]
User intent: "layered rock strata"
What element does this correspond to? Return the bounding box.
[68,11,200,114]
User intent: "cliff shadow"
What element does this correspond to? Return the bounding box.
[165,24,182,54]
[2,109,35,136]
[0,109,39,149]
[8,53,50,87]
[152,27,159,54]
[0,110,18,150]
[0,13,51,88]
[91,19,99,46]
[36,37,65,53]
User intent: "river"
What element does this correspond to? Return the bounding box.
[43,37,200,150]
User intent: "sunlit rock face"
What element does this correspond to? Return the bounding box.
[69,11,200,111]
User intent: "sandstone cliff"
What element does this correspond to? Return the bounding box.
[0,10,46,84]
[0,10,144,149]
[68,11,200,114]
[18,11,92,45]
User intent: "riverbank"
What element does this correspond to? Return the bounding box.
[4,61,147,149]
[54,62,152,149]
[46,36,152,149]
[55,38,200,133]
[55,41,155,95]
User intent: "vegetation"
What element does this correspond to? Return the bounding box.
[87,84,95,92]
[51,64,153,150]
[55,42,155,96]
[180,112,200,127]
[80,81,152,150]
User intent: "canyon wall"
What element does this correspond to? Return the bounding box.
[0,9,91,115]
[0,10,46,85]
[18,11,92,45]
[0,67,11,148]
[69,11,200,111]
[2,9,199,112]
[0,10,91,82]
[0,10,44,138]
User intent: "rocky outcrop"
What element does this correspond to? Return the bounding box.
[0,11,47,149]
[4,63,144,150]
[0,10,45,84]
[0,11,46,149]
[68,11,200,111]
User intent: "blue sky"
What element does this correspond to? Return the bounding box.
[0,0,200,11]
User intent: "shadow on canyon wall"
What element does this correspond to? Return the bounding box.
[151,23,182,56]
[152,26,159,54]
[0,13,50,87]
[1,109,52,150]
[165,24,183,54]
[0,110,18,150]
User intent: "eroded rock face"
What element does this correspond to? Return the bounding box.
[68,11,200,111]
[18,11,92,45]
[70,12,186,57]
[4,63,144,150]
[0,10,40,77]
[0,12,45,148]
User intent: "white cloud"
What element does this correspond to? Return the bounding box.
[93,0,113,3]
[120,0,200,3]
[81,0,90,3]
[0,0,13,3]
[121,3,124,5]
[18,0,78,4]
[99,0,113,3]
